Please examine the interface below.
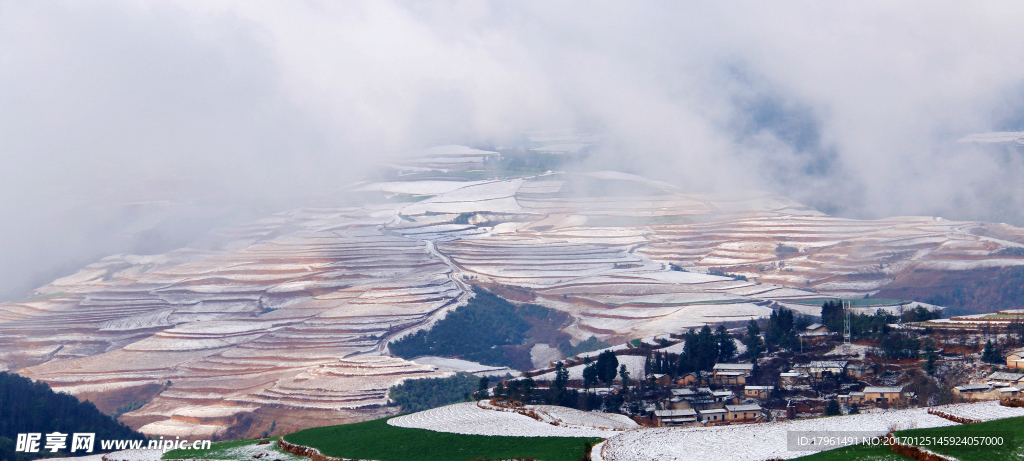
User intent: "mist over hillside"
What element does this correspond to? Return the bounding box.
[4,3,1024,299]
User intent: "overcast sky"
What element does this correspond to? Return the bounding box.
[3,1,1024,300]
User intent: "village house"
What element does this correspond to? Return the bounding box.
[838,391,865,405]
[998,387,1020,398]
[845,364,874,378]
[712,363,753,385]
[713,390,735,402]
[779,370,808,389]
[677,372,699,386]
[653,409,697,427]
[987,371,1024,387]
[862,386,905,405]
[799,323,833,344]
[648,373,672,386]
[744,385,774,399]
[804,323,829,334]
[724,403,763,423]
[953,383,1001,400]
[1008,348,1024,370]
[670,388,721,410]
[697,408,727,424]
[797,360,848,378]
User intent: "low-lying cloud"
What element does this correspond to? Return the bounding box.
[3,1,1024,299]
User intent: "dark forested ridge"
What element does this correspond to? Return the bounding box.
[0,372,146,460]
[875,266,1024,315]
[389,288,569,369]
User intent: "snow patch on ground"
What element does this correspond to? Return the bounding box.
[388,401,629,437]
[531,344,563,368]
[602,407,955,461]
[412,356,519,377]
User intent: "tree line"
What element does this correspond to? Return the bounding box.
[0,372,146,461]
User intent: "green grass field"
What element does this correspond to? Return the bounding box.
[891,415,1022,460]
[283,417,602,461]
[791,442,912,460]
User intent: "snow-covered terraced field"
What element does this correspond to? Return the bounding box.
[601,407,957,461]
[3,155,1023,439]
[929,400,1024,421]
[387,401,630,437]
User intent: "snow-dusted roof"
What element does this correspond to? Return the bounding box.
[655,409,697,417]
[726,404,762,412]
[863,386,903,394]
[714,363,754,371]
[745,385,774,390]
[805,360,849,368]
[988,371,1024,382]
[716,371,746,377]
[955,384,993,392]
[806,323,824,330]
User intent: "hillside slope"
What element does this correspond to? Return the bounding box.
[1,148,1023,438]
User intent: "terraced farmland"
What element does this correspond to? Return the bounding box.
[2,152,1024,438]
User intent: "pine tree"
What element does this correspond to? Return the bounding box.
[821,300,843,332]
[716,325,737,362]
[743,319,764,364]
[583,363,598,390]
[695,324,718,371]
[982,340,1002,364]
[473,376,490,400]
[825,398,842,416]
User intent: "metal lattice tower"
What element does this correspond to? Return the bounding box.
[843,300,851,345]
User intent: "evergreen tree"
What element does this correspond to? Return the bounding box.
[821,300,844,332]
[473,376,490,400]
[596,351,619,385]
[743,319,764,364]
[925,353,938,375]
[618,364,630,388]
[583,363,599,390]
[982,340,1002,364]
[824,398,842,416]
[695,324,718,371]
[716,325,737,362]
[766,307,799,351]
[548,362,570,405]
